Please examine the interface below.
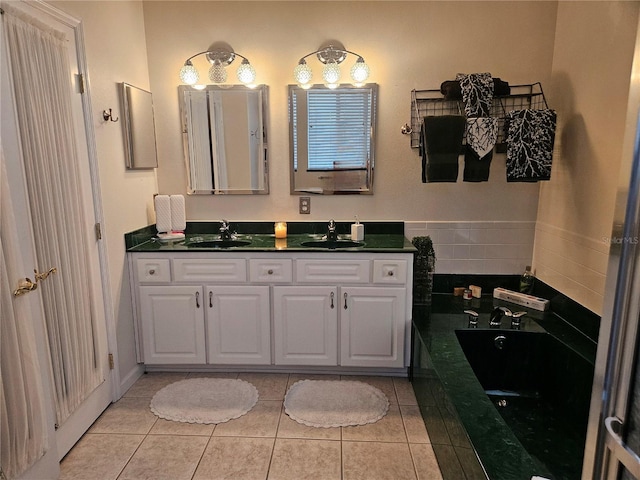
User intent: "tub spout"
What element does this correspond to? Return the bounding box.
[490,306,512,328]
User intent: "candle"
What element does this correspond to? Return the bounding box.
[274,222,287,239]
[275,238,287,250]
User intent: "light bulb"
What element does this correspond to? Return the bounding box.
[350,58,370,85]
[322,59,341,85]
[209,62,227,83]
[179,62,199,85]
[294,61,313,85]
[236,61,257,85]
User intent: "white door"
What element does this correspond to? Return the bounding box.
[207,285,271,364]
[340,286,405,368]
[1,1,113,474]
[273,286,338,366]
[1,58,60,480]
[139,286,206,365]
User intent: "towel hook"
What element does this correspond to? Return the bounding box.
[102,108,119,122]
[401,123,412,135]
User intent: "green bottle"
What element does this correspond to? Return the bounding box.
[519,266,534,294]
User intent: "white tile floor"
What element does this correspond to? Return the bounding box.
[59,372,443,480]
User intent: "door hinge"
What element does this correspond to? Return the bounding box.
[95,222,102,240]
[108,353,114,370]
[75,73,85,94]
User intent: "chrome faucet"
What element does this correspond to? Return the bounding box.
[219,219,234,240]
[326,219,338,241]
[489,306,512,328]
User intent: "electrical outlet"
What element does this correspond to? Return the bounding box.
[299,196,311,214]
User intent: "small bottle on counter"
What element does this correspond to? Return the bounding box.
[351,216,364,241]
[519,266,535,294]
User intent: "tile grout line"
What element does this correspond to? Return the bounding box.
[115,415,158,480]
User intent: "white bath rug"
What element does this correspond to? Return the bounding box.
[150,378,258,424]
[283,380,389,428]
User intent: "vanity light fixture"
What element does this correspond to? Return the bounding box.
[179,41,257,86]
[294,41,370,88]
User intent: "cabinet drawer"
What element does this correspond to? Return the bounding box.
[249,259,293,283]
[373,260,407,285]
[296,259,370,284]
[173,259,247,283]
[136,259,171,283]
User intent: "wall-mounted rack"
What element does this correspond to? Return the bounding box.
[409,82,549,151]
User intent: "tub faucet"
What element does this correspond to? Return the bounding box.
[510,311,527,329]
[327,219,338,241]
[464,310,479,328]
[490,306,512,328]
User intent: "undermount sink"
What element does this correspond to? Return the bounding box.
[187,239,252,248]
[301,239,364,249]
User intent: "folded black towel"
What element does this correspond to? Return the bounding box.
[440,78,511,100]
[463,146,492,182]
[420,116,466,183]
[505,109,557,182]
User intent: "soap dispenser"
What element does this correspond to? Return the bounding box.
[351,216,364,241]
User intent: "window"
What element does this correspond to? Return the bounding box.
[292,88,372,171]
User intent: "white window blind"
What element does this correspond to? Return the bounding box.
[294,89,372,171]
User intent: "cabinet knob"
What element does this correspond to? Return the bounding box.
[387,270,394,276]
[149,269,155,275]
[267,269,274,275]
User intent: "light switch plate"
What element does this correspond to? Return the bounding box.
[299,196,311,214]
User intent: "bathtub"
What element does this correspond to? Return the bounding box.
[455,328,594,479]
[411,300,596,480]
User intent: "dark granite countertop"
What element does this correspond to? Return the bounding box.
[412,293,597,480]
[125,221,416,253]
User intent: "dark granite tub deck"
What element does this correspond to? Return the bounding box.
[411,278,599,480]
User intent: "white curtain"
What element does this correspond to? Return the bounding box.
[0,148,49,479]
[3,4,102,427]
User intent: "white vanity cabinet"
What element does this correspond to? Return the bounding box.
[138,285,206,364]
[206,285,270,365]
[273,286,338,366]
[130,251,412,371]
[340,286,406,368]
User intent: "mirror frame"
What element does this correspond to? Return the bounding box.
[288,83,377,195]
[179,84,269,195]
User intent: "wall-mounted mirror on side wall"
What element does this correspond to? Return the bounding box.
[289,84,377,195]
[179,84,268,195]
[121,83,158,169]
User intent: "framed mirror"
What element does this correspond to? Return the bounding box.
[289,83,377,194]
[121,83,158,169]
[179,84,268,194]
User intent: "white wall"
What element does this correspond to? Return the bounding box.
[535,1,639,314]
[143,1,556,225]
[52,0,157,394]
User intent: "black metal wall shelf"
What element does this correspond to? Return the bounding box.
[409,82,549,151]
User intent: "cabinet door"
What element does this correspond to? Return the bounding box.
[340,286,406,368]
[207,286,271,365]
[273,286,338,366]
[139,286,206,364]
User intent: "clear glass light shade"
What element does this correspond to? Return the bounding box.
[179,63,199,85]
[294,62,313,85]
[209,63,227,83]
[236,61,256,85]
[322,60,341,84]
[350,59,370,84]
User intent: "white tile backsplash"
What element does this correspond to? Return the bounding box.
[405,221,535,274]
